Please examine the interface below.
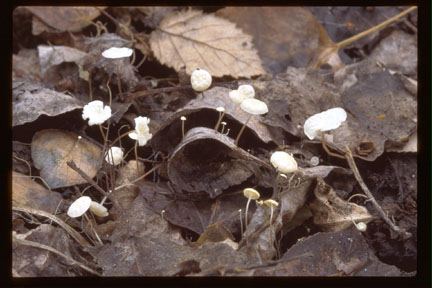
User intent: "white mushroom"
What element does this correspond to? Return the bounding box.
[270,151,298,174]
[82,100,112,126]
[303,107,347,140]
[237,85,255,99]
[101,47,133,96]
[89,201,109,217]
[67,196,92,218]
[105,146,124,166]
[264,199,279,246]
[214,107,226,131]
[235,98,268,146]
[242,188,260,247]
[190,68,212,92]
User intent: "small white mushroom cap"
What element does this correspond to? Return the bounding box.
[67,196,91,218]
[102,47,133,59]
[82,100,112,126]
[237,85,255,99]
[229,90,246,105]
[356,222,367,232]
[264,199,279,208]
[240,98,268,115]
[89,201,109,217]
[303,107,347,140]
[216,107,225,112]
[105,146,124,166]
[190,69,212,92]
[243,188,260,200]
[270,151,298,174]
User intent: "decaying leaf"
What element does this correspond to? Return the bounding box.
[216,7,342,74]
[26,7,101,33]
[13,80,84,127]
[13,49,41,81]
[12,171,63,213]
[309,178,373,232]
[151,86,273,155]
[150,9,265,78]
[37,45,87,75]
[168,127,271,199]
[31,129,101,189]
[194,221,235,247]
[248,226,403,276]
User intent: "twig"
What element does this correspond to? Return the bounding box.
[66,161,110,199]
[114,163,162,190]
[13,234,100,276]
[344,146,412,239]
[12,205,92,249]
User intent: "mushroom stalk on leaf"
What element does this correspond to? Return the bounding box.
[303,107,347,159]
[270,151,298,195]
[102,47,133,95]
[264,199,279,248]
[235,98,268,146]
[214,107,226,131]
[243,188,260,249]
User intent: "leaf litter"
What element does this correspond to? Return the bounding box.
[12,6,418,277]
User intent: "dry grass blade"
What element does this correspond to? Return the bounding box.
[12,205,92,249]
[150,9,265,78]
[13,234,100,276]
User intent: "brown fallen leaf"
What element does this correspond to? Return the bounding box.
[150,9,265,78]
[26,7,101,33]
[12,80,84,127]
[37,45,87,75]
[12,171,63,213]
[309,178,373,232]
[216,7,342,74]
[31,129,101,189]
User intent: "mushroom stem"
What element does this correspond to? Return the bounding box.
[239,209,243,238]
[180,116,186,138]
[134,141,139,173]
[235,114,252,146]
[214,111,226,131]
[269,206,274,247]
[244,197,252,248]
[321,131,345,159]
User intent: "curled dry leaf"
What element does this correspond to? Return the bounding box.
[13,80,83,127]
[25,7,101,33]
[150,9,265,78]
[12,171,63,214]
[309,179,373,232]
[168,127,271,199]
[31,129,101,189]
[151,86,273,155]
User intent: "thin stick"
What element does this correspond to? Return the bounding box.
[66,161,110,199]
[13,235,100,276]
[12,205,92,249]
[115,163,162,190]
[336,6,417,49]
[344,146,412,239]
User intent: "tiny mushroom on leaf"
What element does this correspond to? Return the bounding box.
[214,106,226,131]
[90,201,109,217]
[190,68,212,92]
[105,146,124,166]
[304,107,347,159]
[264,199,279,246]
[67,196,92,218]
[303,107,347,140]
[235,98,268,146]
[243,188,261,247]
[229,85,255,105]
[270,151,298,174]
[101,47,133,95]
[129,116,152,146]
[82,100,112,126]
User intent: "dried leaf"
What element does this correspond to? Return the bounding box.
[37,45,87,74]
[150,9,265,78]
[12,80,83,127]
[168,127,271,198]
[26,7,101,32]
[12,171,63,213]
[31,129,101,189]
[217,7,342,74]
[13,49,41,80]
[309,179,373,232]
[194,221,235,247]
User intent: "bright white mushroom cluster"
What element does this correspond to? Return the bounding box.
[128,116,152,146]
[303,107,347,140]
[82,100,112,126]
[67,196,109,218]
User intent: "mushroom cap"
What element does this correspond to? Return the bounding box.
[240,98,268,115]
[356,222,367,232]
[105,146,124,166]
[243,188,260,200]
[67,196,91,218]
[264,199,279,208]
[190,69,212,92]
[216,106,225,112]
[303,107,347,140]
[82,100,112,126]
[237,85,255,99]
[102,47,133,59]
[90,201,109,217]
[270,151,298,173]
[229,90,246,105]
